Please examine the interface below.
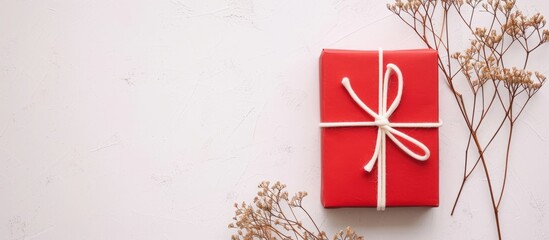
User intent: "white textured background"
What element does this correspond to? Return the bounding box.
[1,0,549,239]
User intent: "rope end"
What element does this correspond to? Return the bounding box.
[364,161,375,172]
[341,77,350,88]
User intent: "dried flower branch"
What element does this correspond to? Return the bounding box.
[388,0,547,239]
[229,181,363,240]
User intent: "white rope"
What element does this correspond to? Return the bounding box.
[319,48,442,210]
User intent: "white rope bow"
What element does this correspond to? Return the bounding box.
[320,48,442,210]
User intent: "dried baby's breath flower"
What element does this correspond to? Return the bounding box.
[229,181,363,240]
[388,1,548,239]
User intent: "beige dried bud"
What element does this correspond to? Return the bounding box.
[543,29,549,42]
[453,0,464,7]
[535,72,547,82]
[530,13,545,25]
[504,0,516,10]
[475,27,487,38]
[491,0,500,9]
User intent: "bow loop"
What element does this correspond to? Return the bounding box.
[384,63,403,117]
[384,127,430,161]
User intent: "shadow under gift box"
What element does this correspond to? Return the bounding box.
[319,49,439,208]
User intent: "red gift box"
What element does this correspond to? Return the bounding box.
[319,49,439,209]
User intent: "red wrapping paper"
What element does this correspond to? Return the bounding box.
[320,49,439,208]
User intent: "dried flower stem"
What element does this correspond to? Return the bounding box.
[229,181,364,240]
[388,0,547,239]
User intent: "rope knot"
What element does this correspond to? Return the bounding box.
[374,117,390,128]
